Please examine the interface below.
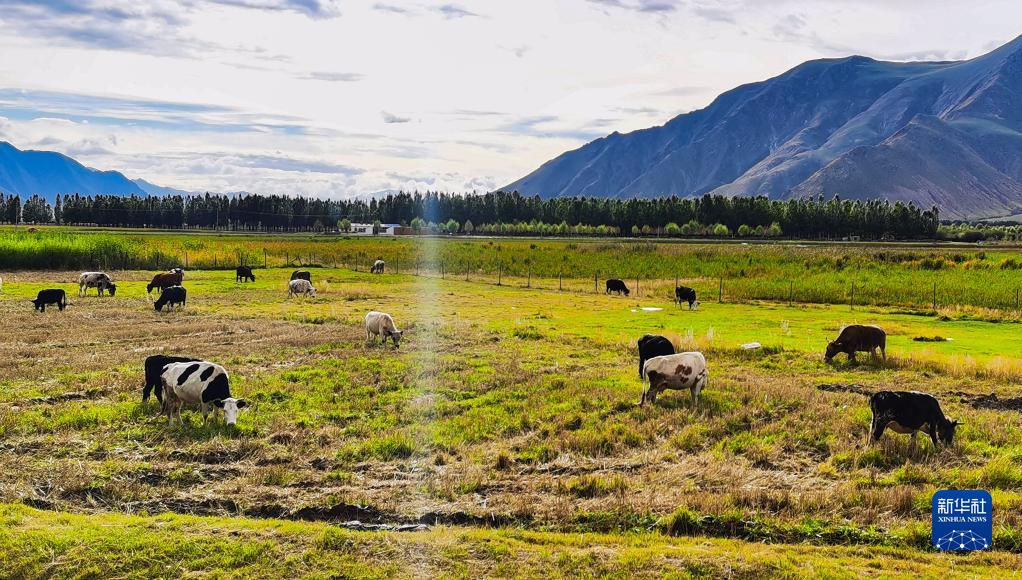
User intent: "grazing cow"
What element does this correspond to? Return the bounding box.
[606,279,630,296]
[290,270,311,282]
[78,272,117,297]
[640,351,707,406]
[160,361,247,425]
[868,390,959,448]
[31,289,67,312]
[154,286,187,311]
[675,286,698,310]
[637,334,675,379]
[288,278,316,298]
[147,271,184,294]
[236,266,256,283]
[143,354,199,403]
[825,324,886,363]
[365,311,403,347]
[371,259,385,274]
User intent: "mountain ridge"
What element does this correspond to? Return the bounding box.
[504,35,1022,220]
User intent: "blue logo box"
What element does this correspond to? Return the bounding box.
[932,490,992,551]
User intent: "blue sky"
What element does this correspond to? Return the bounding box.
[0,0,1019,197]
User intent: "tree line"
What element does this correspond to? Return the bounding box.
[0,190,941,239]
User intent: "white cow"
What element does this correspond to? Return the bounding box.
[640,351,708,406]
[78,272,116,296]
[160,361,247,425]
[365,311,403,347]
[288,278,317,298]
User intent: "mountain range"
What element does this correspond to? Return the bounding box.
[505,35,1022,220]
[0,141,145,200]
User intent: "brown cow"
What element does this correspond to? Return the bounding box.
[147,270,184,294]
[825,324,886,363]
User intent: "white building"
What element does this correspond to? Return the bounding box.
[347,223,405,236]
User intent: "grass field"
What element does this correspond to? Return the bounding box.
[2,247,1022,576]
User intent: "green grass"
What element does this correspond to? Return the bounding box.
[3,246,1022,575]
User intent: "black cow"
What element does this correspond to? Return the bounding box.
[825,324,886,363]
[606,279,630,296]
[675,286,698,309]
[869,391,959,448]
[236,266,256,283]
[154,286,187,312]
[143,354,200,403]
[31,289,66,312]
[291,270,311,282]
[637,334,675,379]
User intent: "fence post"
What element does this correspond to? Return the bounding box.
[789,281,793,305]
[528,264,531,288]
[465,262,470,281]
[1016,288,1019,311]
[263,249,267,269]
[559,270,562,292]
[396,257,400,274]
[185,252,189,269]
[595,272,598,293]
[850,286,855,311]
[636,274,640,298]
[718,277,723,303]
[933,282,937,311]
[498,263,502,286]
[214,253,217,269]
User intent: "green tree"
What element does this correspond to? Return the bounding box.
[463,219,474,235]
[410,217,425,233]
[767,222,783,237]
[338,218,351,233]
[665,222,681,236]
[445,218,459,234]
[372,219,382,235]
[631,225,640,236]
[738,224,751,237]
[712,223,730,237]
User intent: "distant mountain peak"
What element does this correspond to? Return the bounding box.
[0,141,144,201]
[504,35,1022,220]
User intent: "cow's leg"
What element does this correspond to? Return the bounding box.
[927,424,940,448]
[848,352,857,364]
[880,345,886,362]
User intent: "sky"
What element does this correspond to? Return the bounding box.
[0,1,1019,198]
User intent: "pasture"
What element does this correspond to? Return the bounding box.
[2,250,1022,576]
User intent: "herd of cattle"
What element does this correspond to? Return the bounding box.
[16,263,959,448]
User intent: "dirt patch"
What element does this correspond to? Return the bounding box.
[23,389,105,405]
[913,336,950,342]
[816,383,873,396]
[950,391,1022,412]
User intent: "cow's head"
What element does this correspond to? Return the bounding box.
[389,329,403,347]
[107,283,117,296]
[824,341,842,361]
[691,300,700,310]
[623,288,631,296]
[938,419,959,445]
[309,286,317,297]
[213,398,248,425]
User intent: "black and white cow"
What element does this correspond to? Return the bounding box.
[236,266,256,283]
[675,285,698,309]
[637,334,675,379]
[160,361,247,425]
[79,272,117,297]
[370,259,385,274]
[605,279,630,296]
[143,354,199,403]
[868,390,959,448]
[31,289,67,312]
[640,351,707,406]
[154,286,187,311]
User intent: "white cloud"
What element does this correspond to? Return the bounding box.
[0,0,1018,197]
